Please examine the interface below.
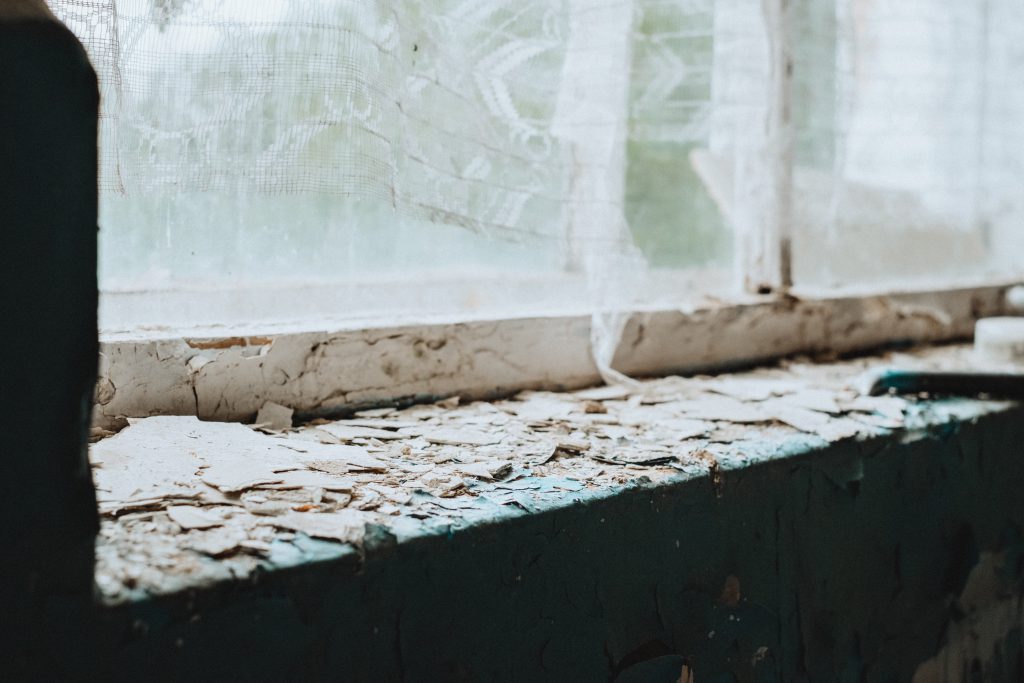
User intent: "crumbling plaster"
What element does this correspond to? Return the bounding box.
[63,404,1024,682]
[94,285,1010,431]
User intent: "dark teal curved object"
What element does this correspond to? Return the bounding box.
[866,369,1024,399]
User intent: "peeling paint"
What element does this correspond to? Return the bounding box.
[92,285,1014,430]
[184,336,274,350]
[64,402,1024,682]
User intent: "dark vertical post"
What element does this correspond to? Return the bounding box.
[0,3,99,676]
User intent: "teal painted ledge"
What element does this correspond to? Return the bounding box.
[44,398,1024,682]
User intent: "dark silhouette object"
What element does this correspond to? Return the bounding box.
[0,2,99,678]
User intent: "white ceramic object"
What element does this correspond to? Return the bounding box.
[975,317,1024,365]
[1006,285,1024,314]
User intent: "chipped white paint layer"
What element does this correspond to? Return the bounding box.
[92,343,1014,601]
[93,283,1018,430]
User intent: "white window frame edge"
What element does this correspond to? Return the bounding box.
[732,0,793,295]
[93,281,1021,430]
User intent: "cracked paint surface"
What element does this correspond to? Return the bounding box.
[93,344,980,602]
[73,344,1024,681]
[91,286,1010,431]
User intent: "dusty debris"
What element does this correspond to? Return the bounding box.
[691,449,723,496]
[253,401,293,432]
[668,396,766,424]
[655,418,711,440]
[271,510,370,544]
[456,460,513,481]
[573,385,632,401]
[262,470,355,491]
[201,463,285,493]
[318,423,409,442]
[556,438,591,453]
[187,526,248,557]
[239,539,273,555]
[331,417,422,430]
[92,345,986,601]
[416,427,502,446]
[281,442,389,472]
[167,505,224,530]
[304,459,361,477]
[89,426,118,443]
[241,488,350,516]
[591,450,676,467]
[705,377,801,401]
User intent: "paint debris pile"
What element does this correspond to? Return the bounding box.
[93,345,984,601]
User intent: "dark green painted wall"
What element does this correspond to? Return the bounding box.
[43,409,1023,683]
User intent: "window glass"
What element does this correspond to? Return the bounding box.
[52,0,742,331]
[790,0,1024,289]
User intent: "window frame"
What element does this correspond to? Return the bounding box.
[93,279,1020,430]
[88,0,1023,428]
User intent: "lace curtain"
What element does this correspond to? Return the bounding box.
[49,0,773,379]
[47,0,1024,351]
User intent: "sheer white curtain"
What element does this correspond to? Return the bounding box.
[789,0,1024,287]
[47,0,1021,368]
[48,0,776,376]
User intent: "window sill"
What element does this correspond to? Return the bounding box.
[84,341,1024,680]
[94,342,1015,603]
[93,279,1019,431]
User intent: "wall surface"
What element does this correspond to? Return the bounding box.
[27,407,1023,682]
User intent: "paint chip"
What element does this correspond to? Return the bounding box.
[254,401,294,432]
[457,460,513,480]
[167,505,224,530]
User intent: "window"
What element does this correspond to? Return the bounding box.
[57,0,737,334]
[49,0,1024,425]
[789,0,1024,289]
